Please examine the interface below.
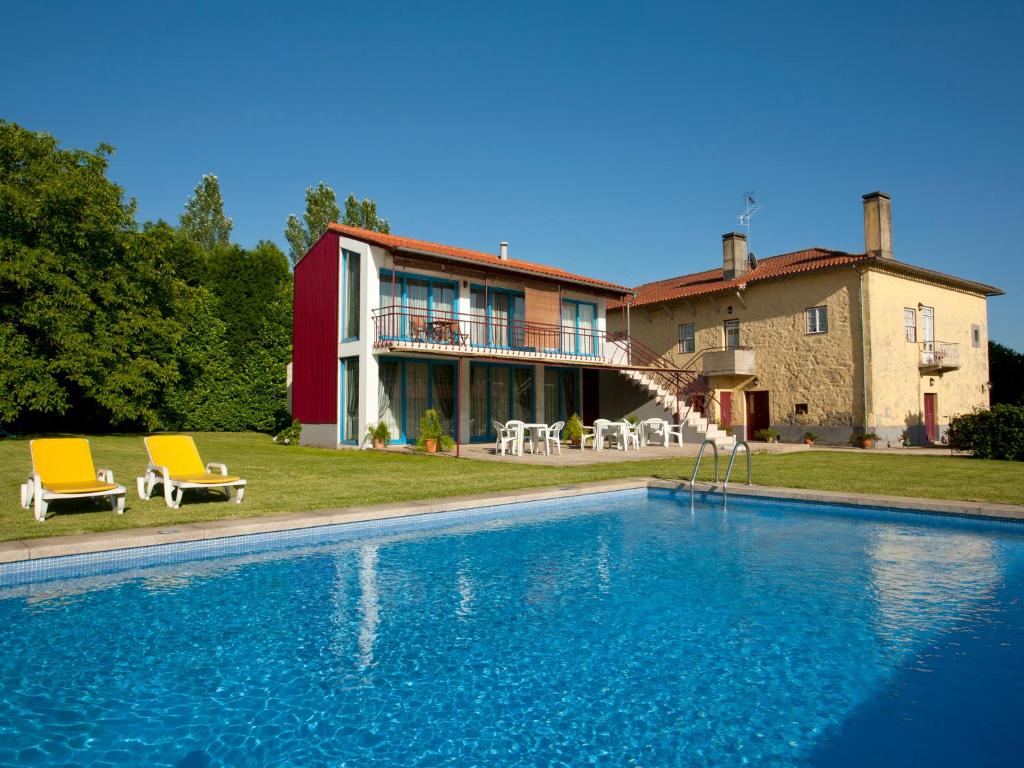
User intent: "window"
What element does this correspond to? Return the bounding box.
[805,306,828,335]
[678,323,695,353]
[904,308,917,342]
[378,270,459,341]
[724,319,740,350]
[340,357,359,443]
[972,325,981,348]
[342,250,360,340]
[795,403,808,415]
[561,299,599,356]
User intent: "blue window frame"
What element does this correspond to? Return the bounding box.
[468,362,535,442]
[468,284,527,350]
[338,357,360,444]
[377,357,458,444]
[340,249,361,342]
[560,299,599,356]
[378,270,459,341]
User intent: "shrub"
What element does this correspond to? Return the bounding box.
[624,414,639,425]
[273,419,302,446]
[416,409,455,452]
[563,413,584,442]
[947,405,1024,461]
[367,421,392,444]
[803,431,817,442]
[753,427,779,442]
[849,432,880,446]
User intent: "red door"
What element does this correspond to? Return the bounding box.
[745,391,769,440]
[719,391,732,428]
[924,393,937,443]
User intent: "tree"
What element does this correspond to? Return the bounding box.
[179,174,232,250]
[284,182,340,266]
[0,120,179,431]
[990,340,1024,405]
[343,193,390,233]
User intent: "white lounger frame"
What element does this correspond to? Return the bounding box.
[137,463,246,509]
[21,470,126,522]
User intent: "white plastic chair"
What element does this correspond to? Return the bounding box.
[615,420,640,451]
[642,418,669,447]
[544,421,565,456]
[591,419,612,450]
[493,420,519,456]
[506,419,527,455]
[665,422,685,447]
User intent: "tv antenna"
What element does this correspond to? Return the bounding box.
[737,191,763,240]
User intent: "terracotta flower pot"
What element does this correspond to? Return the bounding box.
[804,439,814,446]
[372,438,385,450]
[860,439,874,449]
[425,438,438,453]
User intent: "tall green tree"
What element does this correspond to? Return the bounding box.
[343,193,390,233]
[284,182,341,266]
[0,120,180,431]
[990,340,1024,405]
[179,173,232,250]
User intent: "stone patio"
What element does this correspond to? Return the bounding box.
[455,439,806,466]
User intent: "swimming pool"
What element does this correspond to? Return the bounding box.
[1,488,1022,767]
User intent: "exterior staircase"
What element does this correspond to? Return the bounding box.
[618,369,736,449]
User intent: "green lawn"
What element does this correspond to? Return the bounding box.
[2,432,1022,542]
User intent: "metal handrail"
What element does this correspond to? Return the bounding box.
[723,440,751,495]
[689,438,719,509]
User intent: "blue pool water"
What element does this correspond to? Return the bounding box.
[1,490,1022,767]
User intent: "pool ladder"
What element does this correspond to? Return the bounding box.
[689,439,751,508]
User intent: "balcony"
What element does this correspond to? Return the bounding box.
[371,307,607,364]
[700,347,757,378]
[919,341,960,373]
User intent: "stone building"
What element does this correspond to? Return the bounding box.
[604,192,1003,446]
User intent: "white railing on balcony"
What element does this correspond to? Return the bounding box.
[920,340,960,369]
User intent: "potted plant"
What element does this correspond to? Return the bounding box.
[849,431,880,449]
[753,427,779,443]
[803,431,817,446]
[563,413,584,446]
[417,409,454,453]
[367,421,392,449]
[624,414,639,425]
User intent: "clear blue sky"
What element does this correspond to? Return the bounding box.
[3,1,1021,348]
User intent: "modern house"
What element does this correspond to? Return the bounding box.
[605,192,1004,446]
[292,224,699,448]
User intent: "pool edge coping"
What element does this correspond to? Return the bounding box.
[1,478,1022,564]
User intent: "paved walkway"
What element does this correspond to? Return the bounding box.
[455,440,805,466]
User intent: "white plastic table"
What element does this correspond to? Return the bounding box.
[521,423,552,455]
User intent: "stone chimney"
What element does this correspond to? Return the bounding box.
[499,241,509,260]
[863,191,893,259]
[722,232,749,280]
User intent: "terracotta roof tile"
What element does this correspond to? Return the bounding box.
[327,224,631,295]
[613,248,870,309]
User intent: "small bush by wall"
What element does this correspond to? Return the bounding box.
[947,405,1024,461]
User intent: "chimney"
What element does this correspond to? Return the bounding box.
[499,241,509,260]
[863,191,893,259]
[722,232,749,280]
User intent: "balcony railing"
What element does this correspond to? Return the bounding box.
[371,307,604,360]
[920,341,960,371]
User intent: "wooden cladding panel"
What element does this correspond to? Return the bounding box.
[525,281,561,326]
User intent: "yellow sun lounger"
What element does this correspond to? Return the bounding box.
[20,438,126,522]
[137,435,246,508]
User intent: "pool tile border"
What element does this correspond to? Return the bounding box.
[0,478,1021,569]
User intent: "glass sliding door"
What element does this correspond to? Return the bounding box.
[406,280,429,340]
[491,292,510,348]
[342,357,360,443]
[577,303,595,356]
[470,288,487,346]
[544,368,559,425]
[510,295,526,349]
[561,302,575,353]
[431,364,456,438]
[561,369,579,419]
[490,366,510,426]
[379,276,398,339]
[433,283,455,320]
[377,360,401,441]
[512,367,533,422]
[404,362,428,441]
[470,364,489,438]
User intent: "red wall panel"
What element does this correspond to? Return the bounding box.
[292,233,340,424]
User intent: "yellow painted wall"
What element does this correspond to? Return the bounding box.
[864,269,990,442]
[609,267,864,439]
